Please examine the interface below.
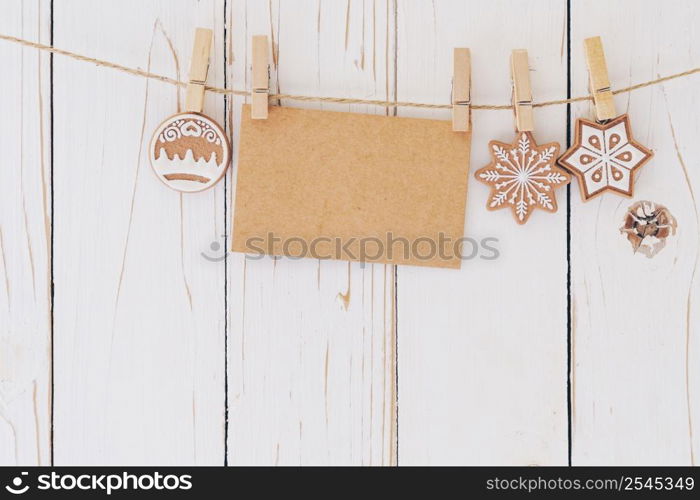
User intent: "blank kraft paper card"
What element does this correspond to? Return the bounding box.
[232,105,471,269]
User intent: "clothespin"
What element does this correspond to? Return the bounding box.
[510,49,534,132]
[452,48,471,132]
[584,36,616,121]
[184,28,213,113]
[251,35,269,119]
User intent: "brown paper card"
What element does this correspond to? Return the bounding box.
[232,104,471,269]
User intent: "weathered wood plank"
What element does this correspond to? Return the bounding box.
[570,0,700,465]
[52,0,226,464]
[395,0,569,464]
[0,0,52,466]
[6,0,697,466]
[226,0,397,465]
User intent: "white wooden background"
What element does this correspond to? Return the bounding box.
[0,0,698,465]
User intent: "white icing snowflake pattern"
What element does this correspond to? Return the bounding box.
[558,114,653,200]
[475,132,570,224]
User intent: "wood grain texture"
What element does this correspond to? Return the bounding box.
[395,0,569,465]
[570,0,700,465]
[225,0,397,465]
[2,0,699,466]
[52,1,226,464]
[0,0,52,466]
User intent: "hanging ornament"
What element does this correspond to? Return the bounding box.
[558,37,652,201]
[474,49,570,224]
[149,28,230,193]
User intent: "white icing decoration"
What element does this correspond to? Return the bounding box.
[149,113,229,193]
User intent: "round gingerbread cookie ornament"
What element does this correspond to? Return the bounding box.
[150,113,230,192]
[149,28,230,193]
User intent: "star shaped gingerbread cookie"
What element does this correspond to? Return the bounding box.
[558,114,653,200]
[475,131,571,224]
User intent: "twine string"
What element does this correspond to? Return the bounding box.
[2,33,699,111]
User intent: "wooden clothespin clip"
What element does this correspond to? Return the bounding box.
[184,28,213,113]
[452,48,471,132]
[510,49,534,132]
[584,36,616,121]
[251,35,269,119]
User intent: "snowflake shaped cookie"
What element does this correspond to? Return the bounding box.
[475,132,570,224]
[558,114,653,200]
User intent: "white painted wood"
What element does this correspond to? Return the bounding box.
[0,0,52,466]
[570,0,700,465]
[2,0,699,466]
[52,1,226,464]
[395,0,569,465]
[226,0,397,465]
